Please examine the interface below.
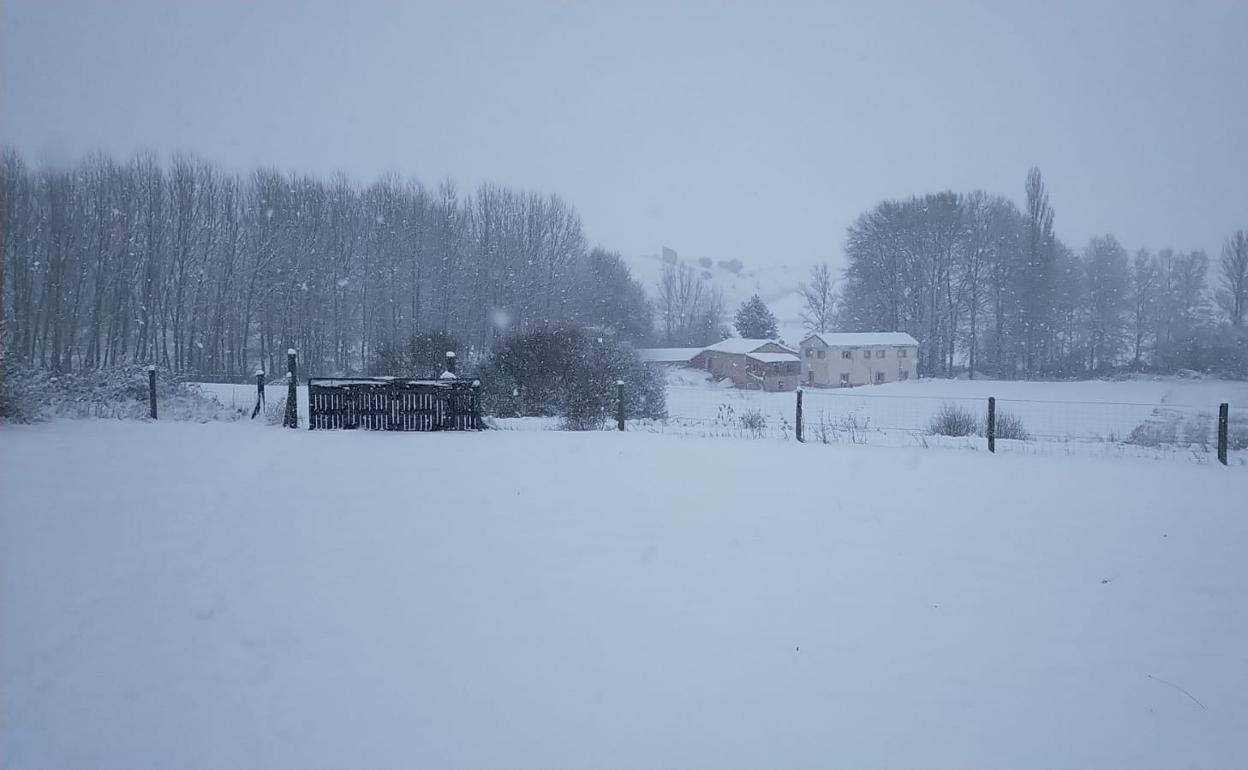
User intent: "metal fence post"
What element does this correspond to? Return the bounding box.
[1218,402,1229,465]
[616,380,625,431]
[987,396,996,453]
[283,349,298,428]
[795,387,804,443]
[147,365,157,420]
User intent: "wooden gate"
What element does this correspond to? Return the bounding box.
[308,378,482,431]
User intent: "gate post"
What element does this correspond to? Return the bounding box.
[616,380,625,431]
[795,388,804,443]
[283,349,298,428]
[1218,402,1229,465]
[147,365,157,420]
[987,396,996,453]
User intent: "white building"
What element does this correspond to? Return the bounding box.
[799,332,920,387]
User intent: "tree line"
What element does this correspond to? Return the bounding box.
[832,168,1248,378]
[0,149,653,377]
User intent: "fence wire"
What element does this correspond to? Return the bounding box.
[191,377,1246,464]
[638,385,1245,463]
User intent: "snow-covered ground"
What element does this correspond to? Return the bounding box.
[1,421,1245,769]
[660,370,1248,460]
[195,373,1248,462]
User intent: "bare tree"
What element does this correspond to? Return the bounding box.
[798,262,835,333]
[1128,249,1158,366]
[1022,167,1056,376]
[1219,230,1248,327]
[1083,235,1129,372]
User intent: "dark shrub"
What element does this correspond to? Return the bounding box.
[479,327,665,428]
[929,402,979,437]
[994,410,1031,441]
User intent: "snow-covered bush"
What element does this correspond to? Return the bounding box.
[1182,413,1213,447]
[0,363,239,423]
[1126,415,1179,447]
[480,327,665,428]
[994,410,1031,441]
[929,402,979,437]
[1228,413,1248,451]
[0,355,47,423]
[738,409,767,439]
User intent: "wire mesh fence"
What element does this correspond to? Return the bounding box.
[188,372,1246,465]
[613,384,1245,464]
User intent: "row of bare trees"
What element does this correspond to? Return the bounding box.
[836,168,1248,378]
[0,149,652,376]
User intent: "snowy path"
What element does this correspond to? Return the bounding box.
[1,421,1246,769]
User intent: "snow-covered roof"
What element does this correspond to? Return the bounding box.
[801,332,920,348]
[746,352,801,364]
[635,347,703,363]
[702,338,796,355]
[308,378,459,388]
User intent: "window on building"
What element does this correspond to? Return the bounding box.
[817,350,825,359]
[863,350,871,359]
[839,373,849,385]
[899,349,908,358]
[841,350,852,359]
[805,349,813,358]
[875,372,885,384]
[876,350,885,358]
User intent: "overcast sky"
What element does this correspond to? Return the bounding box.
[3,0,1245,272]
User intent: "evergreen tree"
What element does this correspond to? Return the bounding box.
[734,294,779,339]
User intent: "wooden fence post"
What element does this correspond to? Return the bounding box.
[147,365,157,420]
[795,387,804,443]
[1218,402,1229,465]
[472,379,482,429]
[616,380,625,431]
[283,349,298,428]
[251,370,265,419]
[987,396,996,453]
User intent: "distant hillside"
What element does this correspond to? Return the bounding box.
[627,249,814,346]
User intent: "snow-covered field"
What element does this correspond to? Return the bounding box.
[2,421,1246,769]
[660,370,1248,460]
[195,373,1248,463]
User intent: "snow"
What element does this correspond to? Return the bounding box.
[1,421,1246,769]
[745,352,801,364]
[634,347,702,363]
[662,370,1248,456]
[702,337,796,355]
[802,331,920,347]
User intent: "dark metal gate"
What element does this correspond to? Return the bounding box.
[308,378,482,431]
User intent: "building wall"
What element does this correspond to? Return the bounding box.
[693,351,749,384]
[746,359,799,392]
[800,340,918,386]
[761,369,798,391]
[693,343,794,389]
